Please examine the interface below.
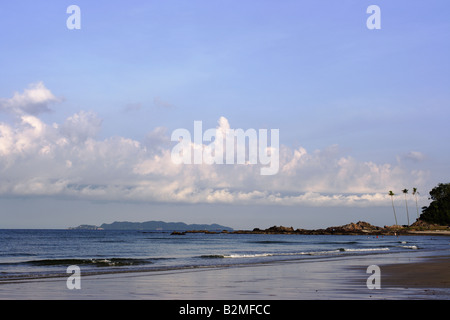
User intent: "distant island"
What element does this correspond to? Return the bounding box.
[68,220,233,231]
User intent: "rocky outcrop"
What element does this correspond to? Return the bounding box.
[411,219,437,228]
[264,226,295,233]
[170,231,186,235]
[170,220,450,236]
[325,221,383,235]
[233,221,384,235]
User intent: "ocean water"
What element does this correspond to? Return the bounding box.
[0,229,449,282]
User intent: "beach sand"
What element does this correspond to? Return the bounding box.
[381,255,450,289]
[0,251,449,300]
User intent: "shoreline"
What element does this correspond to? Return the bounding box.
[406,230,450,236]
[1,250,448,300]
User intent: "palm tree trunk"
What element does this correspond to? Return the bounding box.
[404,194,410,225]
[415,195,419,219]
[391,197,398,225]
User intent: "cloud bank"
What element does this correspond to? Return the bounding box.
[0,83,429,207]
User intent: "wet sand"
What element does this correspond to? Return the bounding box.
[1,254,447,320]
[0,252,448,300]
[381,255,450,289]
[0,250,449,300]
[0,258,372,300]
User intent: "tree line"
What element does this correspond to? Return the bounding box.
[388,183,450,226]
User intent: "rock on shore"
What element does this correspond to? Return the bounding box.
[170,220,449,236]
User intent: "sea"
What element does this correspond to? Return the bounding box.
[1,229,449,283]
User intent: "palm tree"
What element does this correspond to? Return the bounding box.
[388,191,398,226]
[402,189,410,225]
[412,187,420,219]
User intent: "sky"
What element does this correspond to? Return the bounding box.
[0,0,449,229]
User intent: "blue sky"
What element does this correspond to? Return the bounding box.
[0,1,449,229]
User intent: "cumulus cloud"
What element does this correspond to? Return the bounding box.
[0,84,430,207]
[0,82,62,115]
[59,110,102,144]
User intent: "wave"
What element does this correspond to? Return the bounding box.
[1,257,156,267]
[398,245,418,250]
[393,241,418,250]
[224,253,274,258]
[33,258,154,267]
[340,248,390,252]
[200,253,274,259]
[200,255,226,259]
[200,247,395,259]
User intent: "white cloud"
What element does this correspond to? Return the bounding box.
[59,110,102,144]
[0,84,431,207]
[0,82,62,115]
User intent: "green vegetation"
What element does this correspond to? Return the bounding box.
[420,183,450,226]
